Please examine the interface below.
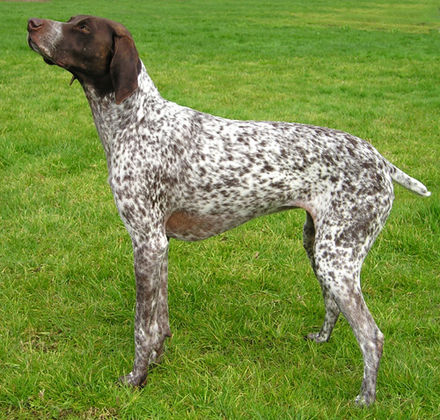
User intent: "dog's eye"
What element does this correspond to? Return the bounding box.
[77,23,90,33]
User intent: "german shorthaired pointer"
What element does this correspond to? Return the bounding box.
[27,15,430,405]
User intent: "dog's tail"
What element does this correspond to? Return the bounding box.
[388,163,431,197]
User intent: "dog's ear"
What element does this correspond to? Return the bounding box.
[110,30,140,104]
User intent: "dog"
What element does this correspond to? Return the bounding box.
[27,15,430,405]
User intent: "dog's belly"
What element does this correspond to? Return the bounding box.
[165,210,240,241]
[165,206,298,241]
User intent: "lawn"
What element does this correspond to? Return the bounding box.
[1,0,439,418]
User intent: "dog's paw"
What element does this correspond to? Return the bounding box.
[305,332,328,343]
[354,392,375,407]
[118,371,148,388]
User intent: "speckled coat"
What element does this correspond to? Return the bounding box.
[27,15,431,406]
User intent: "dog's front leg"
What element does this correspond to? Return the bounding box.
[120,232,170,387]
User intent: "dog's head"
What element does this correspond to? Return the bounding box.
[27,15,140,104]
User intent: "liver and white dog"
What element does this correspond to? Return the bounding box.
[27,15,430,405]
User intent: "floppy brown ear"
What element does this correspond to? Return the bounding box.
[110,34,140,104]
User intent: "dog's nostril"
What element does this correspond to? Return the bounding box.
[28,18,44,31]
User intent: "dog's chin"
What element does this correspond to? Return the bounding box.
[43,57,56,65]
[28,37,56,65]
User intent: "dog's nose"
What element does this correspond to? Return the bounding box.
[28,18,45,31]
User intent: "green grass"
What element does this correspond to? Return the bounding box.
[1,0,439,418]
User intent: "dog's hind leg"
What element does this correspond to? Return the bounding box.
[303,212,340,343]
[309,197,392,405]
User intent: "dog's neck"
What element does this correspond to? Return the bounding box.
[82,61,164,163]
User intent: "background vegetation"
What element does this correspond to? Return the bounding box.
[1,0,439,418]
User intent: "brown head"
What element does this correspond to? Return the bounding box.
[27,15,141,104]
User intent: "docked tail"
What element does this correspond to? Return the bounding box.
[389,164,431,197]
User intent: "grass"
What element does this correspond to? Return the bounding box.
[0,0,439,418]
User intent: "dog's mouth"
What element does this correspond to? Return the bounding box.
[28,35,56,65]
[28,33,77,85]
[43,56,56,65]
